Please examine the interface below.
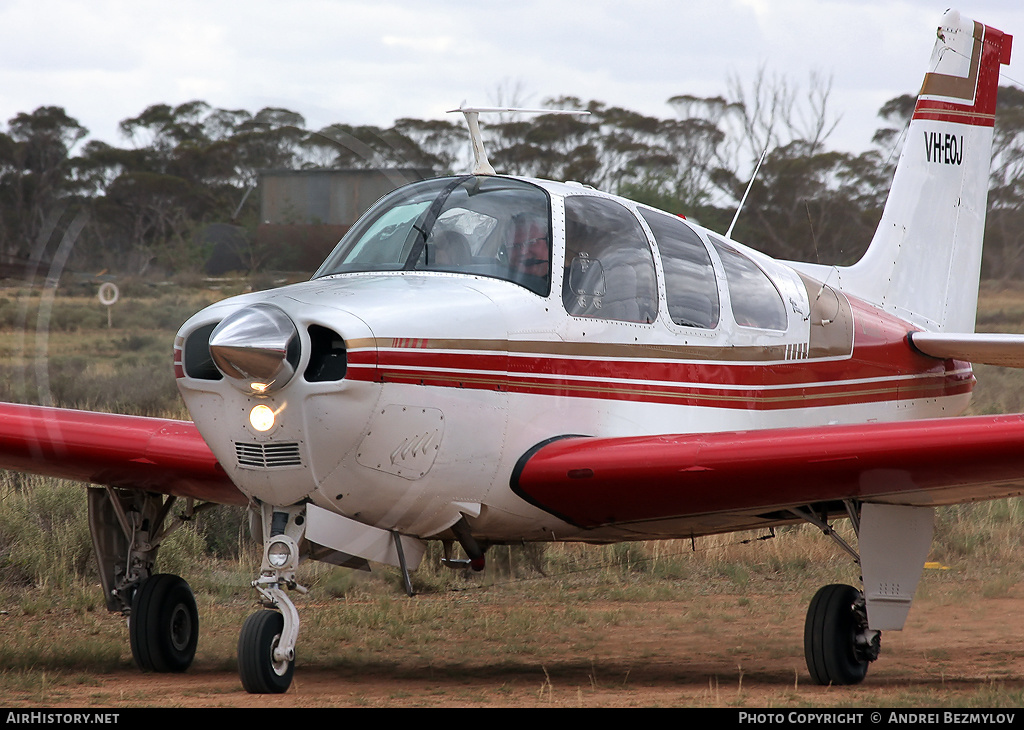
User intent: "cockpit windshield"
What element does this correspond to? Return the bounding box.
[314,176,552,295]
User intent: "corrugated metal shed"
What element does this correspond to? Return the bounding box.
[259,168,433,225]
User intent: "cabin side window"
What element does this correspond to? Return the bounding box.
[708,235,788,331]
[562,196,658,323]
[639,209,719,329]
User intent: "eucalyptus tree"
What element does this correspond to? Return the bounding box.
[0,106,88,259]
[983,85,1024,279]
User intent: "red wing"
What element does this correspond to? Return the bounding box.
[511,414,1024,533]
[0,402,245,506]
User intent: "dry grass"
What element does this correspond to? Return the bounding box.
[1,545,1023,707]
[2,281,1024,705]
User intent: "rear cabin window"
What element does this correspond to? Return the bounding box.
[639,209,719,329]
[708,235,788,331]
[562,196,658,323]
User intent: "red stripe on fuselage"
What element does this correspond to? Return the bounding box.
[346,298,974,410]
[367,369,970,410]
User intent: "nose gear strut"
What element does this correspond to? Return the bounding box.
[238,503,307,694]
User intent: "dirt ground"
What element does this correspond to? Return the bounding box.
[6,581,1024,708]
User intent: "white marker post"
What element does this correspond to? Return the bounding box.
[98,282,119,328]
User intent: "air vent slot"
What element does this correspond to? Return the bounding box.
[235,441,303,468]
[184,322,223,380]
[304,325,347,382]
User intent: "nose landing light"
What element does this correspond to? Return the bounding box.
[249,404,277,432]
[209,304,300,395]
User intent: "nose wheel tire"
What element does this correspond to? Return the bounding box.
[238,610,294,694]
[129,574,199,673]
[804,583,876,685]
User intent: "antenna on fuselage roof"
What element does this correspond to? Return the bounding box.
[447,105,590,176]
[725,145,769,240]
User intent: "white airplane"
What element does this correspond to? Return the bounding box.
[0,9,1017,694]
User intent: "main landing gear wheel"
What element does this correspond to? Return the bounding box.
[129,574,199,673]
[238,610,294,694]
[804,584,879,685]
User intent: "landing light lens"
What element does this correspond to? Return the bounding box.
[267,539,292,568]
[249,404,276,432]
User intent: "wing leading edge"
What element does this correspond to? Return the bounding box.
[511,415,1024,532]
[0,402,244,505]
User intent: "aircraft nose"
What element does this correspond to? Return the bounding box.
[209,304,300,395]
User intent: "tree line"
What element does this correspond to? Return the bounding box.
[1,78,1022,278]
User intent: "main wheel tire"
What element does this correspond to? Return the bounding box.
[129,574,199,673]
[238,610,294,694]
[804,583,871,685]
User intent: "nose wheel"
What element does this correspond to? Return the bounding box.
[804,583,880,685]
[238,610,295,694]
[129,574,199,673]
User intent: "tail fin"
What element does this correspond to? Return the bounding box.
[840,10,1012,333]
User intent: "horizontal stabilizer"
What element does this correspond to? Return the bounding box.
[908,331,1024,368]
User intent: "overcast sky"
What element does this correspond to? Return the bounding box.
[1,0,1022,160]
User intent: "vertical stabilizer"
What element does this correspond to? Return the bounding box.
[839,10,1012,333]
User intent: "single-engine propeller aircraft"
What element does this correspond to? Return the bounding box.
[0,9,1020,693]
